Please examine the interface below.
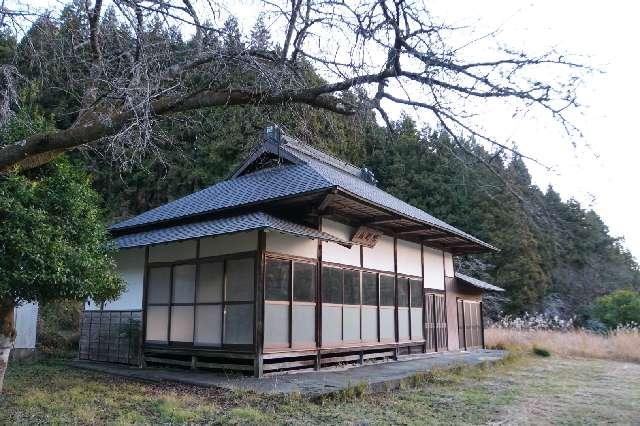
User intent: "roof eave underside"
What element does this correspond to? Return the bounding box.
[331,187,498,254]
[280,141,497,254]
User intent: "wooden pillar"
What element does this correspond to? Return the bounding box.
[139,246,150,368]
[393,236,399,359]
[480,301,485,350]
[190,355,197,370]
[315,215,323,370]
[420,243,426,353]
[254,230,266,378]
[442,252,449,351]
[191,240,201,367]
[459,298,467,351]
[432,295,438,352]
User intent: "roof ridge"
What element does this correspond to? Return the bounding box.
[282,135,362,177]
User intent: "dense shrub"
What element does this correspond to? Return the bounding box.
[532,347,551,357]
[592,289,640,329]
[37,301,83,357]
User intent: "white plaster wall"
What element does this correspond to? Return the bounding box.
[14,303,38,349]
[200,231,257,258]
[266,231,317,259]
[103,247,145,310]
[362,235,394,272]
[321,218,360,267]
[444,251,455,277]
[396,239,422,276]
[423,246,445,290]
[149,240,197,263]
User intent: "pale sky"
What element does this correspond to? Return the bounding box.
[424,1,640,260]
[18,0,640,260]
[246,0,640,260]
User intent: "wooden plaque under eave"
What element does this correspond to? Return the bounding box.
[351,226,382,248]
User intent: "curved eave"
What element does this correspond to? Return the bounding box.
[113,212,351,250]
[455,272,505,292]
[333,188,498,254]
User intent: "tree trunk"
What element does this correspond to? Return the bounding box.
[0,299,16,393]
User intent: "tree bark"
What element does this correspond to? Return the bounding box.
[0,299,16,393]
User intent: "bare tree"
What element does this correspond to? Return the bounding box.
[0,0,588,173]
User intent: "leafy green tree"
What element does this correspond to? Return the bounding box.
[592,289,640,329]
[0,107,123,392]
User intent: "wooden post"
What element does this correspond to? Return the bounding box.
[359,245,363,345]
[480,301,485,349]
[420,244,426,352]
[288,258,293,349]
[393,236,399,359]
[139,246,149,367]
[254,230,266,378]
[432,295,438,352]
[166,266,174,345]
[407,277,412,342]
[459,299,467,351]
[191,240,200,350]
[377,274,381,343]
[442,252,449,351]
[315,216,323,370]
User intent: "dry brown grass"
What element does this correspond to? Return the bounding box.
[486,327,640,363]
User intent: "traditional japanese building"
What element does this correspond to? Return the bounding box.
[79,126,504,376]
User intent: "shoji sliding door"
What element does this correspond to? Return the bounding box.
[145,255,254,348]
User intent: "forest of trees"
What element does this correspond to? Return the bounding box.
[2,3,639,322]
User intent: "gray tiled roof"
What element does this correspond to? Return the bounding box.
[455,272,505,292]
[110,163,333,231]
[110,135,496,252]
[281,139,496,250]
[114,211,350,249]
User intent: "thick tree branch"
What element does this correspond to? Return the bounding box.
[0,0,589,175]
[0,87,355,172]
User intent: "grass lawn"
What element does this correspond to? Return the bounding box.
[1,354,639,425]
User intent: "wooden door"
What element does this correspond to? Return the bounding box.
[457,300,483,350]
[424,294,436,352]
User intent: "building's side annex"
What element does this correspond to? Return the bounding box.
[10,303,38,360]
[79,129,503,376]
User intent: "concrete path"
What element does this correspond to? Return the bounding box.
[72,349,506,398]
